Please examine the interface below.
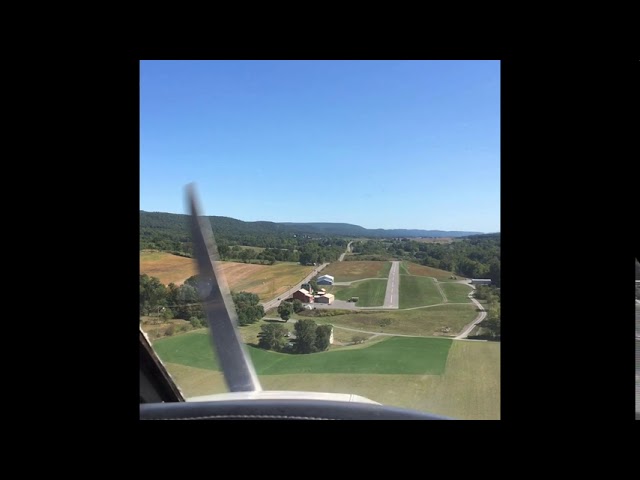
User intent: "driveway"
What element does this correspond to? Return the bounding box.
[260,263,328,312]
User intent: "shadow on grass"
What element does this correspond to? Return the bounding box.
[468,334,500,341]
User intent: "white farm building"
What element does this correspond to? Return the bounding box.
[317,274,335,285]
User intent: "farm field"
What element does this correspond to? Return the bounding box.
[220,262,315,301]
[140,250,197,285]
[313,304,477,337]
[140,251,314,300]
[399,275,444,308]
[154,331,451,375]
[155,331,499,419]
[402,261,466,282]
[327,279,387,306]
[320,261,391,282]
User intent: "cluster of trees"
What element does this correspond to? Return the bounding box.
[277,299,305,320]
[298,239,346,265]
[351,240,391,256]
[139,274,264,327]
[231,292,265,326]
[257,319,332,354]
[474,285,501,339]
[140,274,204,320]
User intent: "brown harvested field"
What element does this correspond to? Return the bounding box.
[413,237,454,244]
[220,262,315,301]
[321,261,391,282]
[141,251,315,301]
[140,251,197,285]
[403,261,467,282]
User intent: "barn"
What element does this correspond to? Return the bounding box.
[293,288,314,303]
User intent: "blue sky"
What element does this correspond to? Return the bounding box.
[140,60,499,232]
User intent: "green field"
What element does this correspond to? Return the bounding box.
[440,282,473,303]
[315,304,477,337]
[400,275,443,308]
[328,279,387,306]
[321,261,391,282]
[154,331,452,375]
[402,261,466,282]
[157,335,500,419]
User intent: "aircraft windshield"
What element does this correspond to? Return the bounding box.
[140,60,501,419]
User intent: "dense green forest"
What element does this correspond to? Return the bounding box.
[351,234,501,286]
[141,211,346,264]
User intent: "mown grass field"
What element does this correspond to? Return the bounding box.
[400,275,443,308]
[157,334,500,419]
[440,282,473,303]
[402,261,466,282]
[140,251,314,300]
[327,279,387,306]
[315,304,477,337]
[321,261,391,282]
[154,331,452,375]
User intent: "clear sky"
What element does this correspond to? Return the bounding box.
[140,60,499,232]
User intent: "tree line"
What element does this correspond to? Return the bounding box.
[141,211,347,266]
[351,233,501,286]
[217,241,346,265]
[473,285,501,340]
[141,211,346,261]
[140,274,264,328]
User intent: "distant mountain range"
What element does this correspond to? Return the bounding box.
[280,222,482,238]
[140,211,483,239]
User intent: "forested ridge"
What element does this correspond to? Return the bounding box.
[140,210,481,253]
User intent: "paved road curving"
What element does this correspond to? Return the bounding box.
[338,241,353,262]
[454,286,487,339]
